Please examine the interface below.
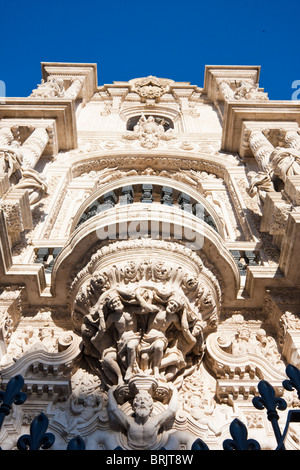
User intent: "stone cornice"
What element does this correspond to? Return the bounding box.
[41,62,98,101]
[221,100,300,154]
[0,98,78,151]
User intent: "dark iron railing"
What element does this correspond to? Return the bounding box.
[1,364,300,450]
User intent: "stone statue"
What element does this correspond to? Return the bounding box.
[107,384,178,450]
[80,278,208,386]
[160,309,204,380]
[139,294,184,377]
[123,114,175,149]
[82,289,142,383]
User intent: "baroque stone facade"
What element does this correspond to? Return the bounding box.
[0,63,300,450]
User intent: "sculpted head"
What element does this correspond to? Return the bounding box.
[132,390,153,418]
[106,291,124,313]
[166,294,185,314]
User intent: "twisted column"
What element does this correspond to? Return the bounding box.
[21,127,49,169]
[284,130,300,150]
[0,127,14,146]
[64,77,84,99]
[249,130,274,173]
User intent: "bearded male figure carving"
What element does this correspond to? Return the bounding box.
[107,384,178,450]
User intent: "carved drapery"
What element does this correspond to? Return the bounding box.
[269,147,300,182]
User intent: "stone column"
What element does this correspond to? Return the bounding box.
[283,130,300,204]
[284,130,300,149]
[0,127,15,195]
[64,77,84,99]
[21,127,49,169]
[248,130,274,172]
[0,127,14,145]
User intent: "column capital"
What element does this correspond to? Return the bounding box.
[41,62,98,101]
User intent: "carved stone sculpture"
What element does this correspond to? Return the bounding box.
[16,169,48,205]
[247,171,274,202]
[107,384,178,450]
[0,141,23,179]
[130,76,171,103]
[71,240,220,396]
[233,81,268,101]
[270,146,300,182]
[123,114,175,148]
[30,76,65,98]
[80,283,206,386]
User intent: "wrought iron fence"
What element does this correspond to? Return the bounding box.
[0,364,300,450]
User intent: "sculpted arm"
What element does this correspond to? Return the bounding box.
[107,387,129,431]
[180,309,197,346]
[154,384,178,428]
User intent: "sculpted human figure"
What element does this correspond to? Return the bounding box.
[86,290,142,382]
[139,294,184,377]
[107,384,178,450]
[160,309,204,380]
[231,328,253,355]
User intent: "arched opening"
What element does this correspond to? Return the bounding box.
[126,115,174,132]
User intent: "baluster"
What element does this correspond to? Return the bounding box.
[120,185,134,205]
[141,184,153,203]
[99,191,117,212]
[178,193,192,213]
[161,186,173,206]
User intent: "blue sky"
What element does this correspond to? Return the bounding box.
[1,0,300,100]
